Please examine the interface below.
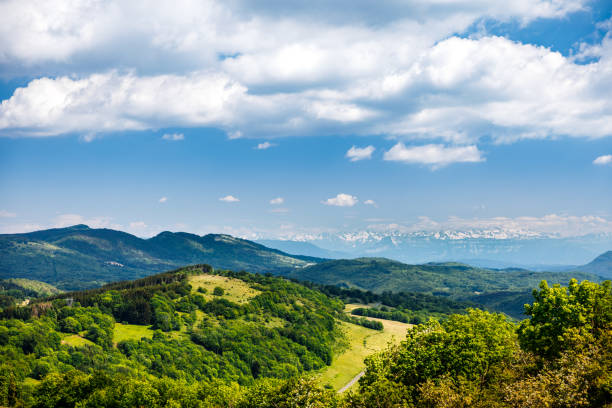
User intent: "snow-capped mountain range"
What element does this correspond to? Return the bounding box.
[261,229,612,267]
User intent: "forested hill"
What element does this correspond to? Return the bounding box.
[290,257,602,295]
[0,225,323,290]
[0,264,348,402]
[288,257,603,317]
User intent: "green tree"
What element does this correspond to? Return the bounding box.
[517,279,612,359]
[213,287,225,296]
[359,309,517,405]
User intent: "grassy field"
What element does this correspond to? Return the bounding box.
[61,334,95,347]
[113,322,154,343]
[188,274,260,303]
[317,304,412,392]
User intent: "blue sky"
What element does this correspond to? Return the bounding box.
[1,0,611,239]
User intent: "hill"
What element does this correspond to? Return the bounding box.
[577,250,612,279]
[0,225,322,290]
[0,264,419,405]
[1,265,345,386]
[287,257,603,317]
[288,257,600,296]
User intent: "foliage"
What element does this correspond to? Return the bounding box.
[518,279,612,358]
[0,265,347,406]
[289,258,600,317]
[2,273,611,408]
[358,309,517,405]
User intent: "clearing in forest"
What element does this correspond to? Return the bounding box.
[317,305,412,391]
[188,274,261,303]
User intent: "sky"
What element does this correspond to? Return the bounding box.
[0,0,611,240]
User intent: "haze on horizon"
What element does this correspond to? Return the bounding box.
[0,0,611,242]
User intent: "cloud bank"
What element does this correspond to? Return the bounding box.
[0,0,610,154]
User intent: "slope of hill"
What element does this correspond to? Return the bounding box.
[577,250,612,279]
[0,264,415,405]
[288,257,601,296]
[0,225,322,290]
[287,257,603,317]
[0,266,337,392]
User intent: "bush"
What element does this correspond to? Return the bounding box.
[213,287,225,296]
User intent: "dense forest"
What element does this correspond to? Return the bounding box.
[0,263,610,407]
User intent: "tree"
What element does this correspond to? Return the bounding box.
[359,309,518,405]
[213,287,225,296]
[518,279,612,359]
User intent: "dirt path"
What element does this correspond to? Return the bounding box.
[338,370,365,393]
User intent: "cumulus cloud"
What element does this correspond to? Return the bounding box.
[346,145,375,162]
[159,197,168,203]
[256,142,275,150]
[219,195,239,202]
[0,71,246,137]
[270,197,284,205]
[1,0,611,148]
[364,199,377,206]
[0,210,16,218]
[384,143,483,168]
[162,133,184,141]
[322,193,358,207]
[593,154,612,165]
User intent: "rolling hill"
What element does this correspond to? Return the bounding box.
[288,257,601,296]
[286,257,604,317]
[0,225,322,290]
[576,250,612,279]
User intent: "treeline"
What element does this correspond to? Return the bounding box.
[351,307,410,323]
[296,280,477,313]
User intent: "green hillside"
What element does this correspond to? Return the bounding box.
[0,225,322,290]
[577,250,612,279]
[0,266,609,407]
[0,265,345,400]
[288,257,602,317]
[290,257,600,295]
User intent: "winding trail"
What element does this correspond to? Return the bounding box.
[338,370,365,393]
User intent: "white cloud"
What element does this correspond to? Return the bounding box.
[129,221,147,229]
[257,142,275,150]
[364,199,377,206]
[0,210,16,218]
[0,71,246,137]
[593,154,612,165]
[1,0,610,147]
[346,145,375,162]
[270,197,284,205]
[159,196,168,203]
[322,193,358,207]
[219,195,240,202]
[162,133,184,141]
[0,0,586,67]
[384,143,483,168]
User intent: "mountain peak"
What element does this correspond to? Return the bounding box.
[65,224,91,230]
